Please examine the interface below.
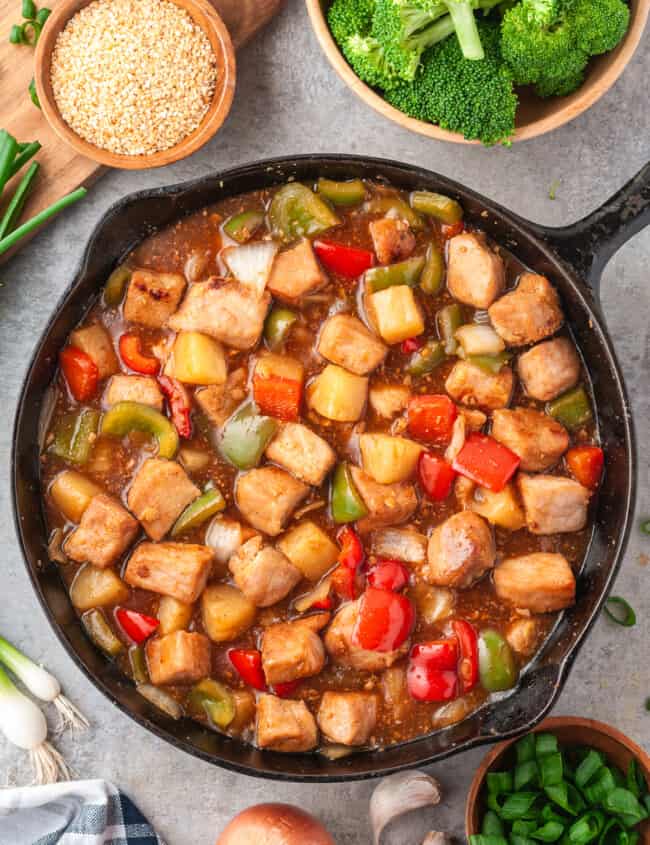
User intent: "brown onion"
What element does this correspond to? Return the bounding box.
[216,803,335,845]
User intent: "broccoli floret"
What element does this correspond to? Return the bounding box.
[385,22,517,145]
[571,0,630,55]
[534,66,584,97]
[343,33,404,88]
[327,0,376,43]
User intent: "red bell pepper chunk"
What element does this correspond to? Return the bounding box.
[158,375,192,439]
[118,333,160,375]
[252,373,302,422]
[440,221,464,239]
[115,608,159,644]
[331,564,360,600]
[400,336,424,355]
[367,559,410,592]
[337,525,365,570]
[452,433,520,493]
[452,619,479,694]
[60,346,99,402]
[407,395,457,445]
[417,452,456,502]
[311,596,334,610]
[407,639,459,702]
[273,680,301,698]
[313,239,375,279]
[228,648,268,691]
[566,445,604,490]
[353,587,415,653]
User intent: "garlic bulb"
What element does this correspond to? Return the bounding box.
[370,770,442,844]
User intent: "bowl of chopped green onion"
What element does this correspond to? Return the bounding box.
[466,717,650,845]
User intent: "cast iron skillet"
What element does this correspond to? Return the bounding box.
[12,156,648,782]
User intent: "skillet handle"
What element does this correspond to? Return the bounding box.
[533,162,650,298]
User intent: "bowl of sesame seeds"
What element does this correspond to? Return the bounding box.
[35,0,236,169]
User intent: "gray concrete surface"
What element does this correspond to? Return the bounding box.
[1,1,649,841]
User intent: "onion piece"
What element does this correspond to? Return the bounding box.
[371,527,427,564]
[444,415,466,463]
[455,323,505,356]
[216,803,335,844]
[205,517,247,565]
[222,242,278,298]
[137,684,183,720]
[294,578,332,613]
[370,771,442,845]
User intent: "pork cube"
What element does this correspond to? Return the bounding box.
[317,692,378,746]
[517,473,590,534]
[70,324,119,379]
[256,694,318,752]
[445,360,513,410]
[369,218,416,265]
[491,408,569,471]
[277,521,339,581]
[267,238,328,302]
[368,383,410,419]
[167,279,270,351]
[127,458,199,541]
[371,526,427,564]
[64,494,139,568]
[235,467,309,536]
[488,273,563,346]
[317,313,388,376]
[261,618,326,684]
[423,511,495,589]
[506,618,540,656]
[517,337,581,402]
[324,600,409,671]
[447,232,505,309]
[459,408,487,431]
[265,423,336,486]
[124,269,186,328]
[228,536,301,607]
[124,542,213,603]
[104,374,164,410]
[145,631,210,686]
[367,285,425,345]
[194,368,247,427]
[349,466,417,534]
[494,553,576,613]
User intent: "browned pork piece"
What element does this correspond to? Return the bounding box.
[256,694,318,752]
[317,692,378,746]
[124,542,213,603]
[517,337,581,401]
[368,383,411,419]
[267,238,328,302]
[64,494,139,568]
[167,279,270,350]
[349,466,417,534]
[369,218,416,265]
[518,473,590,534]
[127,458,199,541]
[194,368,247,427]
[261,615,328,684]
[235,466,309,536]
[488,273,563,346]
[506,618,540,656]
[124,269,187,328]
[265,422,336,486]
[228,536,301,607]
[447,232,505,308]
[423,511,496,589]
[491,408,569,471]
[70,323,119,378]
[445,360,513,410]
[494,553,576,613]
[103,374,164,410]
[146,630,210,685]
[317,313,388,375]
[324,600,409,671]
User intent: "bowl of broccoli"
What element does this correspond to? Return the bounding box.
[305,0,649,145]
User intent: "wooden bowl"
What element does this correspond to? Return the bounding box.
[466,717,650,843]
[305,0,650,144]
[34,0,236,169]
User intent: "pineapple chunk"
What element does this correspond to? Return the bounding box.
[50,471,102,523]
[254,352,304,383]
[158,596,194,635]
[70,565,129,611]
[277,521,339,581]
[164,331,227,385]
[201,583,256,642]
[470,484,525,530]
[307,364,368,422]
[359,433,424,484]
[367,286,424,345]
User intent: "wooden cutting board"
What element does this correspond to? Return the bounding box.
[0,0,284,262]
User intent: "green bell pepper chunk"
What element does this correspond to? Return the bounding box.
[188,679,235,729]
[103,264,132,306]
[223,209,264,243]
[365,255,425,292]
[420,242,445,295]
[82,609,123,657]
[410,190,463,224]
[364,195,423,229]
[467,352,511,374]
[50,408,100,465]
[171,488,226,537]
[101,402,179,459]
[546,386,593,431]
[437,303,464,355]
[219,400,278,470]
[478,628,518,692]
[331,462,368,524]
[269,183,340,242]
[317,177,366,206]
[406,339,446,377]
[264,306,298,349]
[129,645,150,685]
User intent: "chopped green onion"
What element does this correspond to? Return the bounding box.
[575,750,605,789]
[29,77,40,108]
[500,792,542,821]
[0,160,39,239]
[545,782,585,817]
[532,820,565,841]
[470,836,509,845]
[9,24,23,43]
[21,19,41,45]
[536,733,560,757]
[516,761,540,791]
[583,767,617,805]
[645,698,650,712]
[0,129,19,197]
[604,597,636,627]
[488,771,514,794]
[601,789,647,827]
[483,810,505,836]
[36,7,51,25]
[640,519,650,535]
[0,186,86,255]
[568,811,605,844]
[513,821,539,836]
[540,753,564,787]
[517,734,537,764]
[22,0,37,19]
[9,140,41,178]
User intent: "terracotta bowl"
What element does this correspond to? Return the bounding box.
[466,717,650,843]
[305,0,650,144]
[34,0,236,169]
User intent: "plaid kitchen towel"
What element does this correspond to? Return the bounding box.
[0,779,166,845]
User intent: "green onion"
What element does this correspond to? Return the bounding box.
[583,768,617,805]
[540,753,564,787]
[640,519,650,535]
[21,19,41,45]
[483,810,505,836]
[536,733,560,757]
[29,77,40,107]
[9,140,41,178]
[9,23,23,43]
[22,0,37,18]
[0,129,19,197]
[36,6,51,25]
[488,771,514,794]
[645,698,650,712]
[470,836,509,845]
[516,761,540,791]
[0,187,86,255]
[601,789,647,827]
[517,734,537,764]
[0,160,39,239]
[545,782,585,817]
[514,821,539,836]
[532,820,565,841]
[604,597,636,627]
[576,750,605,789]
[500,792,542,821]
[568,811,605,844]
